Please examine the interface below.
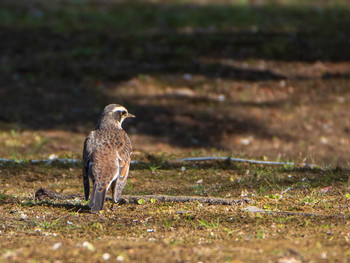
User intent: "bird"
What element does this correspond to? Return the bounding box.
[82,104,135,213]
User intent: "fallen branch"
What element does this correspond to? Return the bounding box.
[34,188,248,206]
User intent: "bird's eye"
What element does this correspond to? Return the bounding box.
[122,111,127,116]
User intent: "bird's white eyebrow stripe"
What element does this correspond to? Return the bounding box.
[112,106,127,112]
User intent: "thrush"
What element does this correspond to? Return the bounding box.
[83,104,135,213]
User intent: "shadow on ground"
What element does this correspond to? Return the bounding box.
[0,1,350,149]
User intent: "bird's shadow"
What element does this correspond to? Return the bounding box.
[27,200,91,213]
[31,196,127,214]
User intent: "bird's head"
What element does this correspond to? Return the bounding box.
[98,104,135,128]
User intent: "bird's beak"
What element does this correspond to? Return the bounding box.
[127,113,136,118]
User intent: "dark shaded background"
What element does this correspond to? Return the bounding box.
[0,0,350,162]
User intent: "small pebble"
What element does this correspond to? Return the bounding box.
[102,253,110,260]
[217,94,225,101]
[117,255,125,262]
[48,154,58,160]
[52,243,62,250]
[20,213,27,220]
[82,241,95,251]
[240,138,251,145]
[320,136,328,144]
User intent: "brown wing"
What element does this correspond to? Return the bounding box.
[112,132,132,202]
[117,132,132,179]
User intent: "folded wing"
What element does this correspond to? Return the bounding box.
[112,133,132,202]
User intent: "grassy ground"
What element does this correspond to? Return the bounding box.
[0,160,349,262]
[0,0,350,262]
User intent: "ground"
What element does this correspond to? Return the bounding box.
[0,0,350,262]
[0,160,349,262]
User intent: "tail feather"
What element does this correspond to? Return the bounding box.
[82,161,90,201]
[89,183,107,213]
[83,174,90,201]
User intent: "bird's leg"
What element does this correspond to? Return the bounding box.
[111,180,117,202]
[110,180,117,211]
